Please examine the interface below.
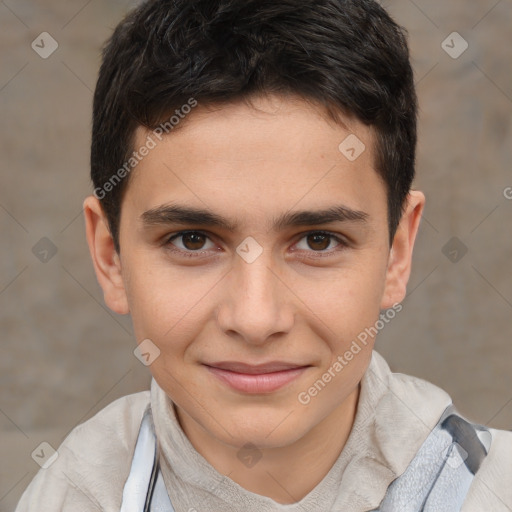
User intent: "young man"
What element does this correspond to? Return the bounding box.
[15,0,512,510]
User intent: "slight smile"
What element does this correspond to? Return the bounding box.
[204,361,312,394]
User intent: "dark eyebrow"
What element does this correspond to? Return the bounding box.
[273,205,368,231]
[140,203,368,231]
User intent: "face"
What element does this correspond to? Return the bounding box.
[84,94,423,451]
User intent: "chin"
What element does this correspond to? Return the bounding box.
[216,411,314,449]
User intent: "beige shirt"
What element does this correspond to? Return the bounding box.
[15,351,512,511]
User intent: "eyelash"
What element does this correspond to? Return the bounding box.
[163,230,348,259]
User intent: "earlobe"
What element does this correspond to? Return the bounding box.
[380,190,425,309]
[83,195,130,315]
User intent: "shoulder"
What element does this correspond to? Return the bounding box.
[462,427,512,511]
[63,389,151,456]
[371,352,512,510]
[15,390,150,512]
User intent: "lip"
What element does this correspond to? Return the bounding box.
[204,361,310,393]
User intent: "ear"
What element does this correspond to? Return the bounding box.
[380,190,425,309]
[83,195,130,315]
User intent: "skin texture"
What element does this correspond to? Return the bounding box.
[83,94,424,504]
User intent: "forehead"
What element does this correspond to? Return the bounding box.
[123,95,385,225]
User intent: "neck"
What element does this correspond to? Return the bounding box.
[175,384,360,504]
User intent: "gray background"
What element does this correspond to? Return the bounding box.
[1,0,511,509]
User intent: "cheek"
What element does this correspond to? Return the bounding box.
[294,259,388,344]
[123,254,216,345]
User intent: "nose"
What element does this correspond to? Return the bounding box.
[216,253,295,346]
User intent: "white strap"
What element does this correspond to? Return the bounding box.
[120,404,175,511]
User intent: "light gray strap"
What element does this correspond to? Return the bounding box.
[120,404,175,512]
[149,471,174,512]
[373,405,492,512]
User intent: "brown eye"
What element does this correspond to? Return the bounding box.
[294,231,345,254]
[166,231,215,253]
[306,233,331,251]
[182,232,206,250]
